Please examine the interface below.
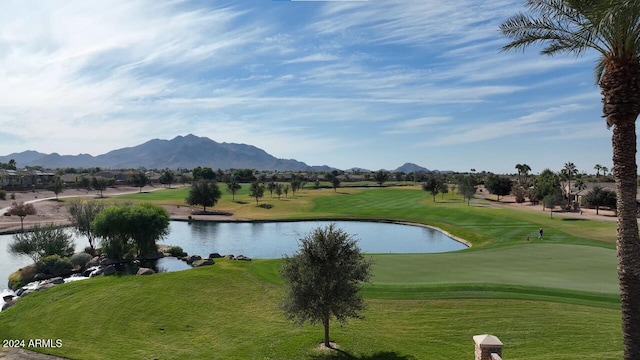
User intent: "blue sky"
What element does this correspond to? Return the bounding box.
[0,0,615,174]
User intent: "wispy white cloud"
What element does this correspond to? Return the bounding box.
[0,0,612,172]
[383,116,451,135]
[421,104,588,147]
[283,53,340,64]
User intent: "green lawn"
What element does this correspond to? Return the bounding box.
[1,185,622,359]
[0,261,623,359]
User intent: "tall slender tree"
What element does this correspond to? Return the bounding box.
[501,2,640,357]
[594,164,603,178]
[515,163,531,184]
[562,162,578,204]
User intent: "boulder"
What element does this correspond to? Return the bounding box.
[100,258,120,266]
[225,254,235,260]
[39,283,55,290]
[33,273,53,281]
[192,259,214,267]
[84,266,101,277]
[102,265,117,276]
[235,255,252,261]
[208,253,223,259]
[136,267,156,276]
[186,255,202,264]
[2,298,16,311]
[88,256,101,267]
[49,277,65,285]
[19,289,34,297]
[89,267,103,277]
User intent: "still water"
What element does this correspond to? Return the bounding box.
[0,220,467,287]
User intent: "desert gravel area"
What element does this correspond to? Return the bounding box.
[0,185,234,234]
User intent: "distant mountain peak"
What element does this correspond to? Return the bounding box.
[395,163,430,173]
[0,135,314,171]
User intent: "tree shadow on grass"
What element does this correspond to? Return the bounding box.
[561,218,588,222]
[258,203,273,209]
[234,200,249,205]
[311,349,416,360]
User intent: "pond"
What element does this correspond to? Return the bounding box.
[0,220,467,288]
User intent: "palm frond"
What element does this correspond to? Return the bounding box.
[594,57,607,85]
[501,0,640,84]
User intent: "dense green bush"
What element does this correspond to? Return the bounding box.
[0,189,6,200]
[92,203,170,259]
[70,252,92,269]
[37,255,73,276]
[165,245,187,257]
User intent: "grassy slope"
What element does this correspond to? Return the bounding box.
[0,261,622,360]
[0,185,622,359]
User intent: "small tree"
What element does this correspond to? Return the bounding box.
[275,183,283,199]
[331,177,341,192]
[92,203,170,259]
[373,170,389,186]
[8,201,37,232]
[268,181,277,197]
[250,181,265,205]
[47,177,65,200]
[542,193,565,218]
[290,178,301,196]
[226,178,241,201]
[80,176,91,191]
[280,224,372,348]
[440,182,449,200]
[458,176,477,206]
[159,170,175,189]
[186,181,222,212]
[581,186,617,215]
[92,177,107,197]
[131,172,149,193]
[422,175,444,202]
[512,185,528,203]
[9,223,75,263]
[67,199,106,253]
[484,174,513,201]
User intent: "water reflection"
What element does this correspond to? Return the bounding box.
[0,220,467,289]
[166,220,467,259]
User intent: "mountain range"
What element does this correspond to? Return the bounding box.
[0,134,432,173]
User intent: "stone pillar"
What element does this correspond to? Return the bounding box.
[473,334,503,360]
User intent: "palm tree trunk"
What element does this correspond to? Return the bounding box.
[612,116,640,359]
[602,59,640,360]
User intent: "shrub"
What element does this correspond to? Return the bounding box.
[0,189,6,200]
[36,255,73,276]
[8,223,74,263]
[70,253,92,269]
[165,245,187,257]
[10,193,15,200]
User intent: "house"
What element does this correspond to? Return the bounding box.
[0,169,20,187]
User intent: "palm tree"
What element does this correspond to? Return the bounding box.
[501,2,640,358]
[594,164,603,178]
[602,165,609,177]
[515,163,532,185]
[562,162,578,204]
